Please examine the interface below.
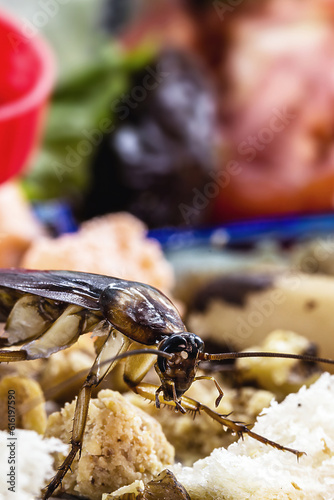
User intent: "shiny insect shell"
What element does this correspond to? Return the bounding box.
[0,268,333,500]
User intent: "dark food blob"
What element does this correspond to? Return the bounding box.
[192,273,274,311]
[83,49,218,228]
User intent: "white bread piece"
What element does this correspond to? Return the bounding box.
[0,429,67,499]
[172,372,334,499]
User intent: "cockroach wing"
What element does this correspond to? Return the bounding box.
[0,269,116,356]
[0,269,117,310]
[0,269,185,352]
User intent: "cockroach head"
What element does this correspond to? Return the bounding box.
[158,333,204,363]
[155,333,204,400]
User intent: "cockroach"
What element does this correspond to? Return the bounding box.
[0,268,334,499]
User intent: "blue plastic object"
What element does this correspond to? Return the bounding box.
[149,213,334,249]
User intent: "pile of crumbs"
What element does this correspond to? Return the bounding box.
[0,429,67,500]
[172,372,334,499]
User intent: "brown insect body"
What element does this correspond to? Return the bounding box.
[0,269,334,499]
[99,280,186,344]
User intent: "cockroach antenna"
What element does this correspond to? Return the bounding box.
[199,350,334,365]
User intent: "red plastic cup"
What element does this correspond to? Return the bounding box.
[0,10,56,184]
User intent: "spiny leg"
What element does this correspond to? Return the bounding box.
[42,328,131,499]
[122,347,188,415]
[193,399,305,458]
[192,375,224,407]
[42,375,95,499]
[131,382,304,459]
[155,382,186,414]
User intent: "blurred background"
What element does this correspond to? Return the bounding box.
[2,0,334,234]
[3,6,334,494]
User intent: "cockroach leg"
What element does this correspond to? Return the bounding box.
[155,385,163,409]
[42,378,94,499]
[131,382,304,458]
[0,349,27,362]
[169,380,187,413]
[185,396,305,459]
[43,328,131,499]
[192,375,224,407]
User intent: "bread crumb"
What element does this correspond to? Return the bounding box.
[0,429,67,499]
[0,376,47,434]
[102,480,145,499]
[172,373,334,499]
[45,389,174,499]
[127,381,274,465]
[22,213,174,293]
[237,330,321,399]
[0,181,45,267]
